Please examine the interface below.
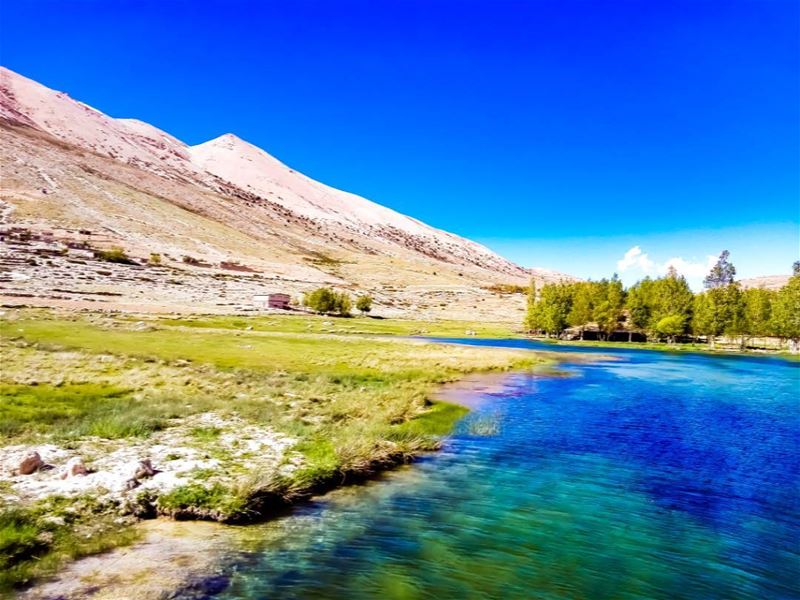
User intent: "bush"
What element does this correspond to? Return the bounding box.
[303,288,352,316]
[97,247,135,265]
[356,295,373,314]
[148,253,161,265]
[655,315,685,342]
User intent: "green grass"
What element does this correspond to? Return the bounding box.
[156,483,248,520]
[0,383,162,441]
[0,311,547,470]
[155,312,521,339]
[390,401,469,438]
[0,496,139,594]
[190,426,222,442]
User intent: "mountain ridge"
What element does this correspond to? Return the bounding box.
[0,66,571,319]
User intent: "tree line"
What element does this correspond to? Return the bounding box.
[525,252,800,350]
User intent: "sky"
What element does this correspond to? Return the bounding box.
[1,0,798,288]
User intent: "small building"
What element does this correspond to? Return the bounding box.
[253,293,291,310]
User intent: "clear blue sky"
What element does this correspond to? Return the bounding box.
[1,0,797,286]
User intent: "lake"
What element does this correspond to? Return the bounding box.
[211,340,799,599]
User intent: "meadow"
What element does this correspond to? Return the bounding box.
[0,309,548,591]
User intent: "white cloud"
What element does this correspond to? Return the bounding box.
[661,255,717,279]
[617,246,655,273]
[616,246,718,289]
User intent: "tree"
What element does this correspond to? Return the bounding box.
[355,295,373,315]
[334,292,352,316]
[567,282,593,339]
[741,287,775,344]
[649,268,693,339]
[303,287,337,314]
[536,281,573,337]
[704,250,736,289]
[594,276,625,340]
[693,253,742,347]
[793,261,800,276]
[771,273,800,353]
[524,279,540,332]
[692,284,742,347]
[626,278,653,341]
[303,288,352,316]
[655,315,685,343]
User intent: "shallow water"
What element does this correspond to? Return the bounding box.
[212,341,799,599]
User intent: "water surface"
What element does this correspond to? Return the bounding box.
[213,341,799,599]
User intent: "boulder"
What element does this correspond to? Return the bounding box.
[18,451,43,475]
[61,457,88,479]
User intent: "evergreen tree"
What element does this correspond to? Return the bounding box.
[703,250,736,289]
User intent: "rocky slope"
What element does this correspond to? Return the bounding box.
[739,275,791,291]
[0,66,569,319]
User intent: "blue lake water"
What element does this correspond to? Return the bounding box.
[213,341,799,599]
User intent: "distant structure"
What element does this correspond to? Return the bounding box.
[253,293,291,310]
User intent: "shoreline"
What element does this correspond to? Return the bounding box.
[1,310,558,595]
[522,336,797,358]
[16,370,533,600]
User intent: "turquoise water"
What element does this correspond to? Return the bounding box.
[212,342,799,599]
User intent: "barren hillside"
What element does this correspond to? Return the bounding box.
[0,67,570,320]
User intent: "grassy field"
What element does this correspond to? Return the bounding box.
[0,309,548,592]
[153,312,522,338]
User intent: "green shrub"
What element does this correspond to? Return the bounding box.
[356,294,373,314]
[302,287,352,316]
[97,247,135,265]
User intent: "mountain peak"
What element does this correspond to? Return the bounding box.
[199,133,254,150]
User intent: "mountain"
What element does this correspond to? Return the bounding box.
[739,275,791,291]
[0,66,569,319]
